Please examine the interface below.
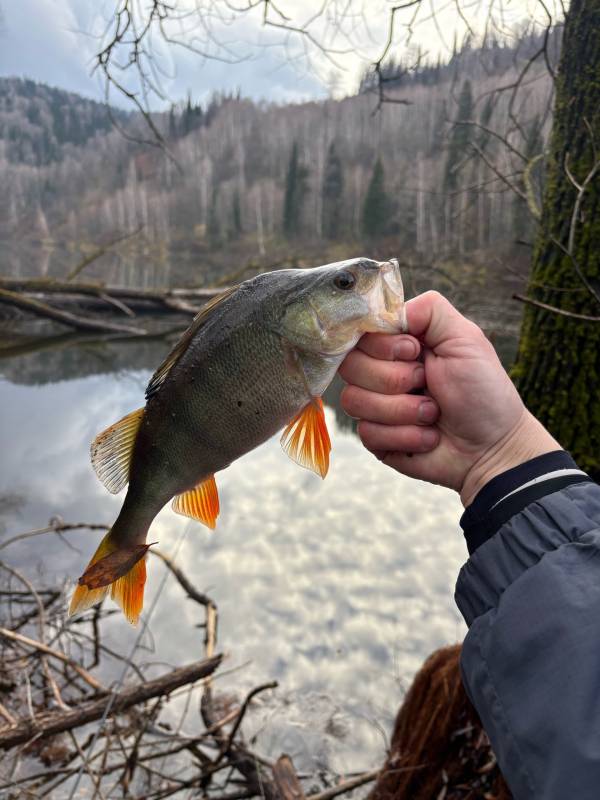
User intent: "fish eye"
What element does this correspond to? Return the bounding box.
[333,271,356,291]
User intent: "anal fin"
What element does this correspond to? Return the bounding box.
[91,407,145,494]
[172,475,220,529]
[281,397,331,479]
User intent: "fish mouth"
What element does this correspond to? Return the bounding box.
[372,258,407,333]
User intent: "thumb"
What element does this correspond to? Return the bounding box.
[406,291,474,350]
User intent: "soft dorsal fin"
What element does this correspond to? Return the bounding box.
[172,475,220,529]
[146,287,238,400]
[280,397,331,479]
[91,407,145,494]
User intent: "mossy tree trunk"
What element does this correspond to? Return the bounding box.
[512,0,600,478]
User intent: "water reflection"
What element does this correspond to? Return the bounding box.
[0,330,469,773]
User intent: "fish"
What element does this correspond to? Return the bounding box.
[69,257,406,625]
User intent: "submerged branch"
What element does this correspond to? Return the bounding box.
[0,654,223,750]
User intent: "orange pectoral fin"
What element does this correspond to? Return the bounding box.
[172,475,220,529]
[281,397,331,479]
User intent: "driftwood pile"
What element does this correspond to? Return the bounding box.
[0,521,378,799]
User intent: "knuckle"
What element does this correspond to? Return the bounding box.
[424,289,447,307]
[391,396,414,423]
[357,420,374,446]
[383,364,408,394]
[339,384,355,412]
[341,385,366,417]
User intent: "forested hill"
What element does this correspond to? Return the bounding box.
[0,78,129,166]
[0,30,558,285]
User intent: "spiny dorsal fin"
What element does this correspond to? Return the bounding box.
[280,397,331,479]
[91,407,145,494]
[172,475,220,529]
[146,286,239,401]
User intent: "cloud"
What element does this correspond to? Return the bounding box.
[0,0,327,107]
[0,0,104,100]
[0,0,547,108]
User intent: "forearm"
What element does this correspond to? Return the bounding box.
[456,453,600,799]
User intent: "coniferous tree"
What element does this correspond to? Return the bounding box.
[322,142,344,240]
[168,105,177,139]
[444,80,474,191]
[207,186,221,248]
[362,157,390,239]
[283,142,308,238]
[476,94,495,150]
[231,190,243,238]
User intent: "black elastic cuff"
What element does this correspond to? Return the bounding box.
[460,450,592,555]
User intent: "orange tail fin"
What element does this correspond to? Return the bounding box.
[68,531,149,625]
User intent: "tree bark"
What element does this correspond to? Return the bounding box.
[512,0,600,478]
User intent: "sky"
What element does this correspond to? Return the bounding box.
[0,0,564,109]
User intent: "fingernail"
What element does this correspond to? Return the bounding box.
[393,337,418,360]
[418,399,437,423]
[421,428,438,447]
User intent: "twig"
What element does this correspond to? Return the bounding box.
[513,293,600,321]
[65,227,144,282]
[0,703,16,726]
[151,549,215,608]
[0,628,104,692]
[0,521,109,554]
[306,769,380,800]
[0,655,223,750]
[218,682,278,761]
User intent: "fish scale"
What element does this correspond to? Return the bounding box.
[69,258,406,625]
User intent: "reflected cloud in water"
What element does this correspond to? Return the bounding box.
[0,336,466,773]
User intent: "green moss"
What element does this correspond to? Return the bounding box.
[512,1,600,478]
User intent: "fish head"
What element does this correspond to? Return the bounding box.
[279,257,407,356]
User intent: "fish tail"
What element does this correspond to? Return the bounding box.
[68,522,149,626]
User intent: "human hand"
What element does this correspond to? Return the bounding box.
[339,291,560,506]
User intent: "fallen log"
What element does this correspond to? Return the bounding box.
[0,277,228,304]
[0,654,223,750]
[0,287,147,336]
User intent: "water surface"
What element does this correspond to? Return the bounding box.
[0,287,520,777]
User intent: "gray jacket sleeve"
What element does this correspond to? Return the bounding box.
[455,453,600,799]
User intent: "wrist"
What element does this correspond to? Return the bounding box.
[460,410,561,507]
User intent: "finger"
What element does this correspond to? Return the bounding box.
[341,385,439,426]
[357,421,440,453]
[357,333,421,361]
[339,350,425,394]
[406,291,482,350]
[377,445,463,491]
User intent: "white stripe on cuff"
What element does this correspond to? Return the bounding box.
[490,468,588,510]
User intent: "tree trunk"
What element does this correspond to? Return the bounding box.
[512,0,600,479]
